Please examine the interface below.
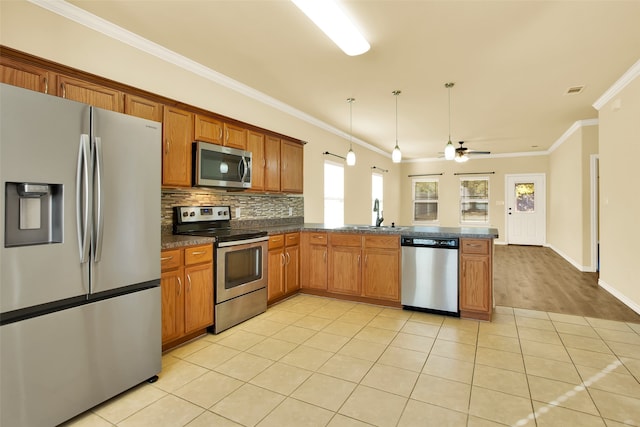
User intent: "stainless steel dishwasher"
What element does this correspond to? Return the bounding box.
[401,236,459,316]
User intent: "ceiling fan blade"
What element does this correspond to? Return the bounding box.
[468,150,491,155]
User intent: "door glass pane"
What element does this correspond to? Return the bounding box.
[515,182,535,212]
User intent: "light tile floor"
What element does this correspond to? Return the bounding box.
[64,295,640,427]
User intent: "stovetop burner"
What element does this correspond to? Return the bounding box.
[173,205,267,244]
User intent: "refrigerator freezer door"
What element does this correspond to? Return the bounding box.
[90,108,161,294]
[0,287,161,427]
[0,84,90,313]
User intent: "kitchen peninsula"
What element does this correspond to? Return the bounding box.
[162,223,498,325]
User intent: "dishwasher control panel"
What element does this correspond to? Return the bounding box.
[401,237,459,248]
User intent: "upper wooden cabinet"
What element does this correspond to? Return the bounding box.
[162,106,193,187]
[247,130,265,191]
[124,94,162,122]
[281,139,303,193]
[264,136,281,192]
[57,74,123,112]
[194,114,223,144]
[0,56,51,94]
[224,123,247,150]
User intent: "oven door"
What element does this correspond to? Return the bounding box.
[216,237,268,303]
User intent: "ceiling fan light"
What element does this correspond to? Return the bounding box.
[392,144,402,163]
[346,148,356,166]
[454,153,469,163]
[291,0,370,56]
[444,140,455,160]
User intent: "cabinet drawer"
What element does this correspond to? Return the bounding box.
[185,244,213,265]
[161,249,181,271]
[329,233,362,247]
[307,232,327,245]
[364,234,399,249]
[285,232,300,246]
[269,234,284,250]
[461,239,490,255]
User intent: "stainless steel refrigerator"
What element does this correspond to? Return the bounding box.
[0,83,162,426]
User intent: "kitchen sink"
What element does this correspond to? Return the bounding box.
[339,225,407,231]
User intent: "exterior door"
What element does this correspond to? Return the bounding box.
[506,174,546,245]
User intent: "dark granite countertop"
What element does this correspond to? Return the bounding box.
[162,223,499,249]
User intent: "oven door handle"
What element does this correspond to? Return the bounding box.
[217,236,269,248]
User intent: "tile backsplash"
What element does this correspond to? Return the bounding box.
[161,188,304,229]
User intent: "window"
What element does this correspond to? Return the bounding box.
[412,178,439,223]
[324,161,344,227]
[371,172,383,225]
[460,177,489,224]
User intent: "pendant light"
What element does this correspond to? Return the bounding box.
[346,97,356,166]
[391,90,402,163]
[444,82,456,160]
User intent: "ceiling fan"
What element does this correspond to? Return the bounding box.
[453,141,491,162]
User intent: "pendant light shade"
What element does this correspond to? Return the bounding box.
[444,82,456,160]
[346,97,356,166]
[392,90,402,163]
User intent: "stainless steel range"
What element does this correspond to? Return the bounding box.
[173,206,268,333]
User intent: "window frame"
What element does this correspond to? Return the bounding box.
[459,176,490,225]
[412,178,439,225]
[371,172,384,226]
[323,160,345,227]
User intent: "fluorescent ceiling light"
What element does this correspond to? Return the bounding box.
[291,0,370,56]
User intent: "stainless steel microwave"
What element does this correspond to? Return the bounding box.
[193,141,252,189]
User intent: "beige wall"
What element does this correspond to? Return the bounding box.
[547,124,598,270]
[0,1,401,225]
[598,74,640,312]
[400,156,550,243]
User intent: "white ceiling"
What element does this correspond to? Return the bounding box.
[67,0,640,160]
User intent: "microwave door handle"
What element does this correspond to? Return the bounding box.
[239,156,248,182]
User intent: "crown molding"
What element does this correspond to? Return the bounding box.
[592,58,640,111]
[547,119,599,153]
[27,0,389,158]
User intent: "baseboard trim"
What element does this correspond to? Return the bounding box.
[598,279,640,316]
[546,243,595,272]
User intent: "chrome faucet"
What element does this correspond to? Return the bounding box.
[373,198,384,227]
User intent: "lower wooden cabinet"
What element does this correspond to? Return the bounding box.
[459,238,493,321]
[161,244,214,350]
[267,233,300,304]
[327,233,401,302]
[301,232,328,290]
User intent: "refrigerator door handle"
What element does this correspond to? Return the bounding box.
[76,134,91,263]
[93,136,104,262]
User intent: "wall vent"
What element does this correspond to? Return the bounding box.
[565,85,585,95]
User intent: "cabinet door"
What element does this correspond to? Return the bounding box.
[161,268,184,344]
[460,254,491,313]
[0,56,51,94]
[268,248,285,302]
[328,246,361,296]
[281,140,303,193]
[124,94,162,122]
[57,75,123,112]
[285,244,300,293]
[184,263,214,334]
[162,106,193,187]
[194,114,223,144]
[247,130,265,191]
[363,249,400,301]
[264,136,281,192]
[306,244,327,290]
[223,123,247,150]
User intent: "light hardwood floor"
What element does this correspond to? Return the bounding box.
[494,244,640,322]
